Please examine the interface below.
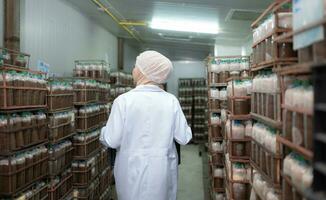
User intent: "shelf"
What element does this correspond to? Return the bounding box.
[252,28,291,48]
[72,147,100,161]
[0,105,48,112]
[47,107,74,114]
[209,83,228,87]
[209,109,221,113]
[251,112,282,130]
[282,104,313,116]
[76,122,105,133]
[273,62,314,75]
[229,155,250,162]
[49,132,76,145]
[276,135,313,161]
[0,64,45,75]
[226,76,252,82]
[73,100,99,106]
[0,140,48,156]
[228,137,251,142]
[251,58,298,72]
[228,96,251,100]
[228,114,251,120]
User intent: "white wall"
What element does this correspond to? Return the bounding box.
[123,42,139,73]
[167,60,206,97]
[214,44,243,57]
[20,0,118,76]
[0,0,4,47]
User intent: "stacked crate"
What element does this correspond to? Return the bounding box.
[193,78,208,142]
[249,1,296,199]
[178,78,207,143]
[47,78,75,200]
[273,0,326,199]
[71,60,112,200]
[0,48,49,199]
[178,79,194,128]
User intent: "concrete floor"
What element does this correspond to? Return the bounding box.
[177,144,209,200]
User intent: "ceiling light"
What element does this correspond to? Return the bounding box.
[150,18,219,34]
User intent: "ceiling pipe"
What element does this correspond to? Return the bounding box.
[92,0,142,42]
[4,0,20,51]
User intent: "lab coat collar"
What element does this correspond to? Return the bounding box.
[133,84,164,92]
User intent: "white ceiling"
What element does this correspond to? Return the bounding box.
[67,0,273,60]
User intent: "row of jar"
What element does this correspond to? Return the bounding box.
[179,79,206,87]
[252,41,297,65]
[0,71,47,88]
[0,146,48,194]
[0,112,47,153]
[252,13,292,44]
[110,87,133,99]
[110,72,133,86]
[0,88,47,108]
[49,140,73,177]
[209,58,250,73]
[8,181,48,200]
[252,40,297,64]
[48,168,73,200]
[208,71,250,84]
[1,50,28,67]
[226,80,252,97]
[75,61,110,80]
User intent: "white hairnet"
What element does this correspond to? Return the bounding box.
[135,51,173,84]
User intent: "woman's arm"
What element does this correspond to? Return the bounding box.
[100,98,125,148]
[173,100,192,145]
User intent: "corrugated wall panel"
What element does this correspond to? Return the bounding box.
[20,0,118,76]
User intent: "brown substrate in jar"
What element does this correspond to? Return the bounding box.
[218,72,229,83]
[25,155,33,185]
[306,116,313,150]
[232,183,250,200]
[213,177,223,188]
[210,99,220,110]
[211,126,221,138]
[0,159,17,194]
[233,99,250,115]
[278,43,297,59]
[209,72,219,84]
[298,46,313,63]
[16,159,26,189]
[7,88,14,107]
[266,95,275,119]
[31,127,39,144]
[211,153,223,165]
[232,143,245,157]
[283,110,292,140]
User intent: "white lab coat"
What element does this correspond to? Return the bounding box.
[100,85,192,200]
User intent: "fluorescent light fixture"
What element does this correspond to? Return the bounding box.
[150,18,219,34]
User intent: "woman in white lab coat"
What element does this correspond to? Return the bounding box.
[100,51,192,200]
